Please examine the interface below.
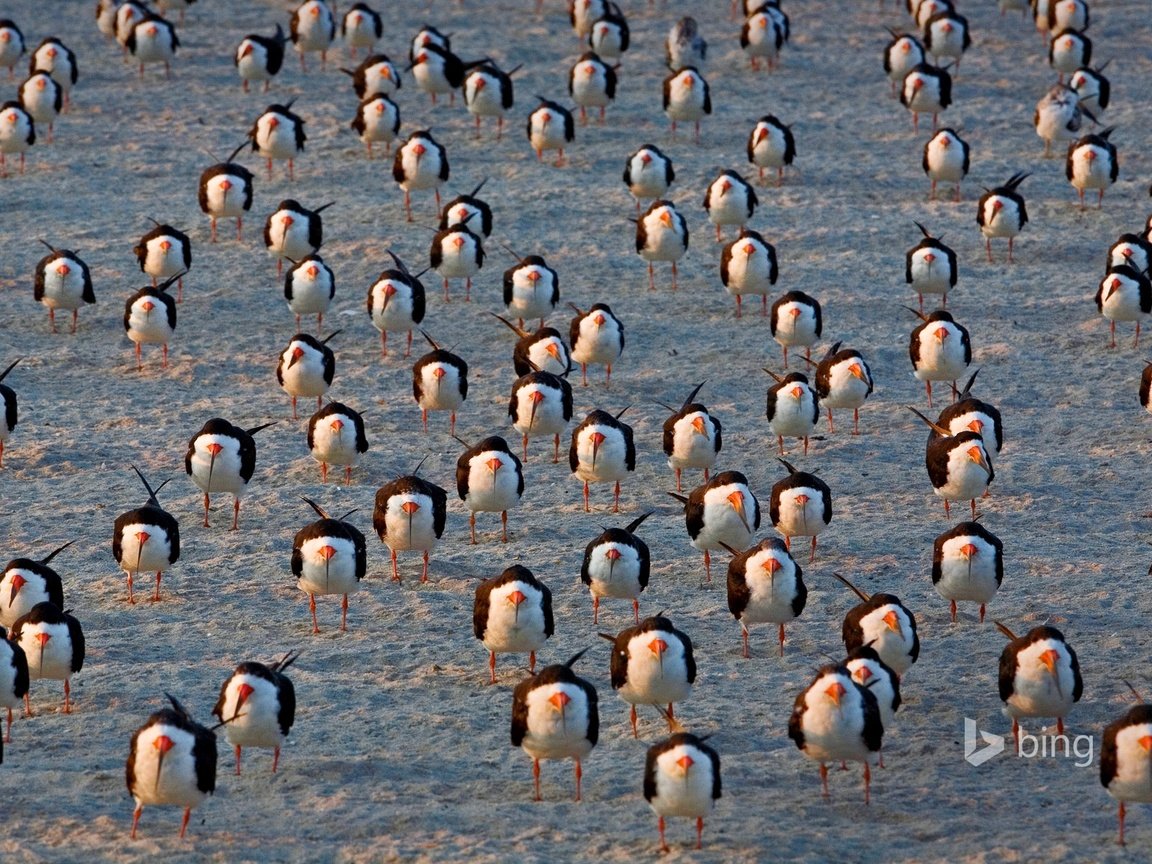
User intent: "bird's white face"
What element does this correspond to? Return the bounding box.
[130,722,205,808]
[1110,723,1152,801]
[0,568,48,625]
[802,672,866,737]
[16,620,74,680]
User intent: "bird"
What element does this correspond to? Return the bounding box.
[408,24,450,62]
[366,250,426,358]
[644,732,722,853]
[350,92,400,158]
[1069,63,1110,115]
[0,540,69,629]
[474,565,553,683]
[765,370,819,456]
[0,100,35,177]
[1049,28,1091,83]
[900,62,951,132]
[249,102,307,180]
[725,537,806,657]
[934,370,1003,455]
[284,254,335,332]
[503,253,559,328]
[10,601,84,715]
[276,331,339,419]
[33,242,95,333]
[429,219,484,302]
[662,381,722,492]
[770,458,832,562]
[264,199,331,279]
[439,178,493,238]
[883,30,925,97]
[666,17,707,70]
[125,13,180,78]
[1066,127,1118,209]
[747,115,795,186]
[922,127,969,202]
[589,7,629,61]
[373,467,448,583]
[235,24,287,93]
[412,332,468,435]
[112,467,181,604]
[569,302,624,386]
[909,406,994,518]
[570,0,609,39]
[198,141,255,243]
[807,342,874,435]
[292,497,366,634]
[997,622,1083,747]
[526,98,575,166]
[1101,700,1152,846]
[905,221,958,311]
[602,615,696,737]
[662,67,711,143]
[1049,0,1089,31]
[307,401,368,484]
[342,3,382,57]
[741,5,785,71]
[570,407,635,512]
[509,367,574,464]
[636,200,689,291]
[409,43,486,107]
[837,574,921,678]
[0,20,25,78]
[1034,84,1088,159]
[17,71,61,143]
[788,664,882,803]
[923,10,971,70]
[492,315,571,378]
[463,62,517,141]
[341,53,401,99]
[134,221,192,303]
[28,37,77,107]
[703,170,757,243]
[670,470,760,582]
[1107,233,1150,274]
[212,652,297,776]
[456,436,524,544]
[908,308,972,406]
[720,229,778,318]
[843,644,901,766]
[1096,266,1151,349]
[623,144,674,211]
[123,273,179,371]
[932,519,1003,623]
[126,694,216,839]
[290,0,336,71]
[185,418,272,529]
[115,2,150,52]
[510,650,598,802]
[580,512,651,624]
[770,291,822,368]
[568,52,615,125]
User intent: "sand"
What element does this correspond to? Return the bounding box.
[2,0,1152,861]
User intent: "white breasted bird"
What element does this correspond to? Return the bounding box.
[1034,84,1088,159]
[373,467,448,584]
[392,129,449,223]
[0,623,28,743]
[770,290,822,367]
[0,100,35,176]
[1095,265,1151,349]
[671,470,760,582]
[112,467,180,603]
[725,537,806,658]
[198,141,254,243]
[185,418,272,529]
[125,13,180,79]
[212,652,297,776]
[33,242,94,333]
[569,302,624,387]
[430,218,484,302]
[662,381,722,492]
[412,332,468,434]
[741,5,785,72]
[264,198,331,279]
[666,17,707,71]
[883,30,924,97]
[284,254,335,331]
[747,114,795,186]
[1049,28,1091,83]
[1,540,70,629]
[908,308,971,407]
[589,8,629,61]
[463,62,518,141]
[474,565,553,683]
[1069,63,1109,115]
[570,407,635,512]
[662,66,711,143]
[932,519,1003,622]
[350,92,400,158]
[17,71,61,143]
[808,342,874,435]
[922,126,969,202]
[703,169,757,243]
[249,101,307,180]
[923,10,970,70]
[580,512,651,624]
[367,250,427,358]
[307,401,368,485]
[935,369,1003,455]
[720,229,777,318]
[568,51,615,126]
[509,367,574,464]
[837,573,920,678]
[1066,127,1118,209]
[29,37,76,107]
[342,53,402,99]
[905,221,958,311]
[644,732,722,854]
[456,435,524,544]
[602,615,696,737]
[11,601,85,715]
[342,3,382,57]
[900,62,951,132]
[235,24,287,93]
[134,220,191,303]
[493,314,571,377]
[636,200,689,291]
[909,406,994,518]
[770,458,832,562]
[439,178,493,238]
[527,97,575,166]
[1101,701,1152,846]
[623,144,674,211]
[290,0,336,71]
[996,622,1083,747]
[0,19,25,78]
[765,370,819,457]
[277,331,339,419]
[123,273,180,371]
[503,252,559,327]
[291,497,366,634]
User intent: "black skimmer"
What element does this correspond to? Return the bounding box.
[769,291,821,368]
[603,615,696,736]
[589,8,629,62]
[198,142,254,242]
[720,229,777,318]
[644,732,721,853]
[1050,28,1091,82]
[570,0,608,39]
[249,102,307,181]
[725,537,806,657]
[456,436,524,544]
[1096,266,1151,349]
[125,13,179,79]
[906,222,958,311]
[662,67,711,143]
[1067,128,1118,209]
[923,10,970,70]
[28,38,76,107]
[900,62,951,132]
[568,52,615,125]
[463,62,517,141]
[235,24,287,93]
[769,458,832,562]
[342,3,382,57]
[1101,700,1152,846]
[350,92,400,158]
[474,565,553,683]
[212,652,297,775]
[932,519,1003,622]
[342,53,402,99]
[33,242,94,333]
[527,98,575,166]
[1049,0,1089,31]
[412,332,468,434]
[185,418,272,529]
[503,253,559,327]
[290,0,336,71]
[844,644,901,766]
[10,601,84,715]
[1109,233,1151,275]
[439,178,493,238]
[788,664,882,802]
[808,343,874,435]
[569,302,624,386]
[509,367,573,463]
[0,624,28,743]
[636,200,688,291]
[662,381,721,492]
[0,101,34,177]
[373,467,448,583]
[264,199,331,279]
[116,2,149,51]
[276,331,339,419]
[492,315,571,377]
[837,574,920,677]
[741,5,785,71]
[17,71,60,143]
[123,273,179,371]
[510,650,599,801]
[127,694,216,839]
[1070,63,1110,115]
[308,401,368,484]
[134,221,191,303]
[408,25,449,62]
[284,254,335,331]
[934,370,1003,454]
[909,406,994,517]
[570,408,635,512]
[666,17,707,70]
[623,144,674,211]
[923,127,969,201]
[113,467,181,603]
[996,622,1082,747]
[409,43,486,107]
[908,308,971,406]
[765,370,819,456]
[747,115,795,186]
[883,30,925,97]
[670,470,760,582]
[0,20,25,78]
[1034,84,1088,159]
[913,0,954,29]
[703,170,757,243]
[430,219,484,302]
[367,250,426,357]
[580,512,651,624]
[0,540,69,628]
[292,497,366,634]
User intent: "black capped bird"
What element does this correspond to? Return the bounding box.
[408,25,449,63]
[603,615,696,737]
[1101,700,1152,846]
[571,408,635,513]
[0,100,35,176]
[342,3,382,57]
[908,308,971,406]
[923,127,969,202]
[264,199,330,279]
[185,418,271,529]
[17,71,61,143]
[33,242,94,333]
[703,170,757,243]
[0,20,25,78]
[900,62,951,131]
[569,302,624,387]
[906,221,958,311]
[663,66,711,143]
[644,732,721,853]
[1070,63,1109,115]
[212,652,297,775]
[412,332,467,435]
[28,37,76,108]
[277,331,339,419]
[198,142,254,243]
[291,0,336,71]
[636,200,688,291]
[292,497,366,634]
[933,519,1003,622]
[474,565,553,683]
[909,406,993,517]
[580,512,651,624]
[463,62,517,141]
[747,115,795,186]
[923,10,970,70]
[589,8,629,61]
[393,130,449,223]
[503,253,559,328]
[409,42,480,107]
[430,219,484,302]
[373,467,448,584]
[720,229,778,318]
[770,291,821,367]
[1,540,69,629]
[509,367,574,464]
[978,173,1030,262]
[770,458,832,562]
[741,5,785,71]
[124,273,179,371]
[527,97,575,166]
[1050,28,1091,82]
[1096,266,1151,349]
[671,470,760,582]
[134,221,191,303]
[439,178,493,238]
[1067,127,1118,209]
[367,250,426,358]
[112,467,180,603]
[284,254,335,332]
[844,645,901,766]
[493,315,571,378]
[726,537,806,657]
[1107,233,1150,275]
[837,574,920,678]
[250,102,306,180]
[662,382,721,492]
[934,370,1003,455]
[350,92,399,158]
[808,343,874,435]
[457,436,524,544]
[765,370,819,456]
[0,624,28,742]
[125,13,180,79]
[623,144,674,211]
[235,24,287,93]
[342,53,401,99]
[883,30,925,97]
[307,401,368,484]
[997,622,1083,747]
[10,601,84,715]
[568,52,615,125]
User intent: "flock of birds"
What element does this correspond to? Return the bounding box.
[1,0,1152,857]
